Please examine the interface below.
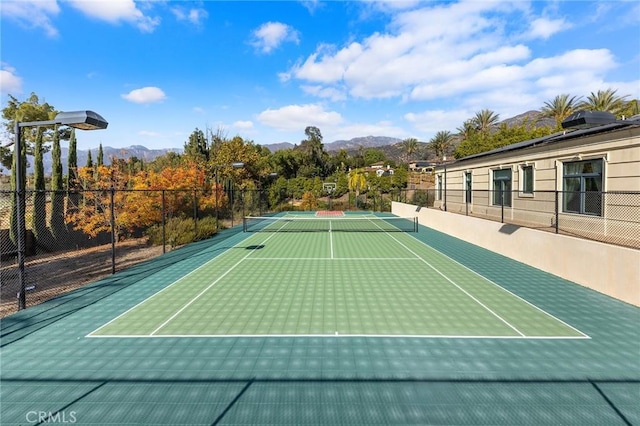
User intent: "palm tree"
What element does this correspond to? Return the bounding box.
[348,168,367,208]
[429,131,453,160]
[577,88,629,116]
[456,119,475,140]
[401,137,419,163]
[540,94,581,128]
[471,109,500,133]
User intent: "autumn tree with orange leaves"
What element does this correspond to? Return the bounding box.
[65,162,231,239]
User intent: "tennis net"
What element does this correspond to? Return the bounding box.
[243,216,419,233]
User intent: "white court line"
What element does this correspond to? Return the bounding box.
[402,230,591,339]
[87,333,590,340]
[329,221,334,259]
[368,219,526,337]
[245,257,420,261]
[86,232,255,337]
[149,231,280,336]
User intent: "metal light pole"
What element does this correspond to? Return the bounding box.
[13,111,108,310]
[443,155,447,212]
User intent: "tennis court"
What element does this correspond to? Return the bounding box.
[88,213,585,339]
[1,212,638,425]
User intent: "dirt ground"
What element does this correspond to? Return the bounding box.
[0,239,164,318]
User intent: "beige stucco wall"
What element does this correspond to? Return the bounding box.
[393,201,640,306]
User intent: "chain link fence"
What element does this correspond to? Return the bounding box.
[409,189,640,249]
[2,187,637,317]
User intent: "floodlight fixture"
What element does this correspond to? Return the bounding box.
[55,110,109,130]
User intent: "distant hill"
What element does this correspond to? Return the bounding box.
[263,135,401,153]
[326,136,402,151]
[498,110,555,129]
[14,145,182,176]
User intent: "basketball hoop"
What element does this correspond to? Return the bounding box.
[323,183,336,193]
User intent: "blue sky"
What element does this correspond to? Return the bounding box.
[1,0,639,151]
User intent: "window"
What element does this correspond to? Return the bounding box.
[492,169,512,206]
[521,165,533,194]
[465,172,472,203]
[563,159,603,215]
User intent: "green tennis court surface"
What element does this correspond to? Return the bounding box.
[1,213,638,425]
[89,214,584,339]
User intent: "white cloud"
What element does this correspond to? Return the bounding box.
[192,106,205,114]
[257,104,343,132]
[526,17,571,40]
[171,6,208,27]
[0,65,23,95]
[121,87,167,104]
[233,121,254,129]
[405,109,473,136]
[251,22,300,54]
[300,0,323,14]
[0,0,60,37]
[284,0,624,114]
[67,0,160,33]
[138,130,160,137]
[300,85,347,101]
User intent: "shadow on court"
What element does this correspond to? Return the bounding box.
[1,376,637,425]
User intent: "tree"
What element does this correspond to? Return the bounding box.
[86,150,93,168]
[330,149,351,172]
[66,129,81,215]
[454,121,554,159]
[429,131,453,159]
[363,148,387,166]
[300,191,319,210]
[619,99,639,118]
[456,119,476,141]
[471,109,500,133]
[97,143,104,166]
[271,148,300,179]
[2,93,56,241]
[2,93,56,169]
[540,94,581,128]
[66,165,128,239]
[296,126,330,178]
[49,124,67,241]
[31,128,48,242]
[184,128,209,163]
[210,135,262,187]
[401,137,419,163]
[577,88,630,117]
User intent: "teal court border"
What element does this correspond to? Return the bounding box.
[1,214,638,425]
[85,214,589,340]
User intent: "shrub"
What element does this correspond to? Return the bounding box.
[146,216,218,247]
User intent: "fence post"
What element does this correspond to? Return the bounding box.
[162,190,166,253]
[555,190,559,234]
[110,188,116,274]
[193,189,198,237]
[500,189,505,223]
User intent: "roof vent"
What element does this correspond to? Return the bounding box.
[561,110,617,130]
